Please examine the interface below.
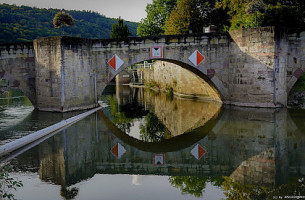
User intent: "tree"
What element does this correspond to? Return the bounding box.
[137,0,177,36]
[164,0,230,35]
[216,0,261,30]
[262,2,305,29]
[53,10,74,29]
[139,112,171,142]
[110,17,131,39]
[169,176,224,198]
[216,0,305,30]
[164,0,192,35]
[245,0,266,27]
[222,176,305,199]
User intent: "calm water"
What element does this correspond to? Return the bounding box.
[1,86,305,199]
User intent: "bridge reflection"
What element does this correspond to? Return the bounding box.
[9,106,305,192]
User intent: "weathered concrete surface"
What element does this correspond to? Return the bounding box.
[0,42,36,106]
[34,37,97,112]
[2,27,305,111]
[115,70,132,84]
[143,61,222,101]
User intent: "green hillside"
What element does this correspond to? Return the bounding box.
[0,4,138,43]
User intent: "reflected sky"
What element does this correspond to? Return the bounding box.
[12,173,225,200]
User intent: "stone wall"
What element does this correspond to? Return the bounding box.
[34,37,96,112]
[228,27,277,107]
[115,70,132,84]
[144,61,222,101]
[34,37,62,111]
[280,31,305,103]
[0,42,36,105]
[61,37,96,111]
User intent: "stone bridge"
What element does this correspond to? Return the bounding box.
[1,27,305,111]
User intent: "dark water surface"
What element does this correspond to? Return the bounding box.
[1,86,305,200]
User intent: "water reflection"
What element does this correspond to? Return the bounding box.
[3,105,305,199]
[101,85,222,140]
[0,89,85,145]
[2,86,305,199]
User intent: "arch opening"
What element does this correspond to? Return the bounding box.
[100,60,223,143]
[288,72,305,108]
[108,59,224,103]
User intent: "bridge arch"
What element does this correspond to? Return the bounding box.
[287,68,305,94]
[107,58,226,102]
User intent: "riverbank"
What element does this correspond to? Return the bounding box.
[126,83,223,103]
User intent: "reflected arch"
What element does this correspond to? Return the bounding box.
[97,104,222,152]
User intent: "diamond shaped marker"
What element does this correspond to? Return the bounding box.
[111,143,126,159]
[189,50,205,66]
[191,144,207,160]
[108,54,124,70]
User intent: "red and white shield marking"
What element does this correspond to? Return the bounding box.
[108,54,124,71]
[150,46,163,59]
[189,50,205,66]
[153,154,165,166]
[191,144,207,160]
[111,143,126,159]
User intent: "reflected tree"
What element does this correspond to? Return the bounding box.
[106,95,134,133]
[139,112,172,142]
[222,176,305,200]
[60,186,79,200]
[169,176,223,198]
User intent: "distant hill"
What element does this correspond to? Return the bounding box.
[0,4,138,43]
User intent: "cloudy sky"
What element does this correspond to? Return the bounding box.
[0,0,152,22]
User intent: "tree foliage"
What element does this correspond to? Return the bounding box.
[216,0,305,30]
[140,112,172,142]
[137,0,177,36]
[53,10,74,28]
[169,176,224,198]
[110,17,131,39]
[164,0,230,35]
[164,0,192,35]
[0,4,137,43]
[222,176,305,200]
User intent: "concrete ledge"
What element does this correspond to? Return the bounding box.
[0,107,102,158]
[224,101,281,108]
[37,104,98,112]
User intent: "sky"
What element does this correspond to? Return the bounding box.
[0,0,152,22]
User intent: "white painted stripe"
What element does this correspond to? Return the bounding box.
[189,50,198,66]
[115,55,124,70]
[191,144,199,159]
[118,143,126,159]
[0,107,102,157]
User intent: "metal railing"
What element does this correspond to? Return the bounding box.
[128,61,154,70]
